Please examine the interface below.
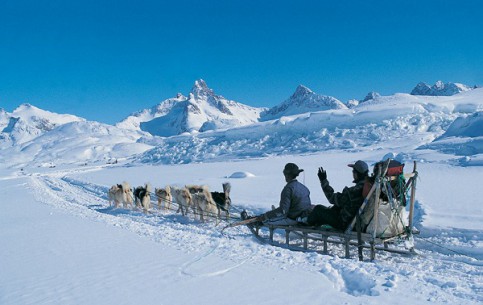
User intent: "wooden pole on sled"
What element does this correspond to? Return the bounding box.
[406,161,418,254]
[408,161,417,231]
[356,214,363,261]
[221,217,260,233]
[370,164,383,261]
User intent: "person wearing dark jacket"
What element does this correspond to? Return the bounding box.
[257,163,313,226]
[298,160,369,230]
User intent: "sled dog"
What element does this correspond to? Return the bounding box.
[155,185,172,211]
[172,186,192,216]
[189,186,219,223]
[108,181,133,208]
[211,182,232,220]
[134,184,152,213]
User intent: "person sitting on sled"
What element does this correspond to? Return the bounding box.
[298,160,369,230]
[250,163,313,226]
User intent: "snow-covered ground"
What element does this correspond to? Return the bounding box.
[1,148,482,305]
[1,87,482,304]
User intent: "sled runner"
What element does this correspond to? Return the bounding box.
[241,159,419,261]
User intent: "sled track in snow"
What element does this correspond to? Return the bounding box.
[28,171,259,277]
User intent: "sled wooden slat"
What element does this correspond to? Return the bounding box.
[253,224,415,259]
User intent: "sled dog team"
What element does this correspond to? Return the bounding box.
[108,182,231,222]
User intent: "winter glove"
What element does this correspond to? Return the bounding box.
[317,167,327,182]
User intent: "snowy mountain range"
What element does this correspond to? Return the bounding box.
[1,80,482,168]
[410,80,472,96]
[117,80,263,137]
[117,80,351,135]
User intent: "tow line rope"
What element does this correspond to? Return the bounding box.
[127,191,244,221]
[414,236,479,260]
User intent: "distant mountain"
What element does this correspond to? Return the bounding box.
[119,80,264,137]
[260,85,347,121]
[0,104,154,167]
[21,121,152,165]
[0,104,84,145]
[361,92,381,103]
[116,93,188,130]
[3,120,152,168]
[411,81,472,96]
[3,80,482,168]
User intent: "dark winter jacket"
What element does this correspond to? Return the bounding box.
[320,177,365,228]
[265,179,312,220]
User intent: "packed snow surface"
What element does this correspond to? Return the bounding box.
[1,151,482,305]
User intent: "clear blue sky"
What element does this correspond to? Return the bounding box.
[1,0,482,124]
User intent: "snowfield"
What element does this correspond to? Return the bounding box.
[1,87,483,304]
[1,151,482,305]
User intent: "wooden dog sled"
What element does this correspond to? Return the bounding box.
[243,159,419,261]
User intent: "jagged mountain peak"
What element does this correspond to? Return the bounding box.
[260,85,347,121]
[194,79,208,89]
[191,79,215,99]
[119,79,263,137]
[292,85,313,97]
[411,82,432,96]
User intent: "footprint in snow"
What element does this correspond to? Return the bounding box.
[321,261,379,297]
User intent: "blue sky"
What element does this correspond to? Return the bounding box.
[1,0,482,124]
